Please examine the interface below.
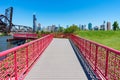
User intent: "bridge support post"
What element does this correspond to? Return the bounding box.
[89,43,91,59]
[14,51,18,80]
[105,50,109,79]
[95,45,98,71]
[26,46,28,68]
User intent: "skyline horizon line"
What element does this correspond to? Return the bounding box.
[34,20,117,28]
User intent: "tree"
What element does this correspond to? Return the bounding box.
[41,30,45,34]
[64,24,79,33]
[113,21,119,30]
[58,26,64,32]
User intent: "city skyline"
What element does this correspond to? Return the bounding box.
[0,0,120,28]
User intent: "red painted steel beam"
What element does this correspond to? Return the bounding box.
[13,33,38,39]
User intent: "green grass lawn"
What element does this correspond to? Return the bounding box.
[75,31,120,51]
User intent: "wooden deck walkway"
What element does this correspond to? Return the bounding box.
[24,38,87,80]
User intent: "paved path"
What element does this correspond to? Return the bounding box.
[24,38,87,80]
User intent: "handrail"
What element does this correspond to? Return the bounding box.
[0,34,53,80]
[70,34,120,80]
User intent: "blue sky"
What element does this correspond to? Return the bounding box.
[0,0,120,28]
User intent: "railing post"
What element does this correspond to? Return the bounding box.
[89,43,91,59]
[33,43,35,59]
[113,54,117,80]
[85,40,87,58]
[26,46,28,68]
[95,45,98,71]
[38,41,40,54]
[14,51,18,80]
[81,39,84,54]
[43,38,45,50]
[40,40,42,54]
[105,50,109,79]
[42,38,43,51]
[83,40,86,57]
[37,41,39,55]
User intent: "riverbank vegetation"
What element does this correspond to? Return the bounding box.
[0,32,9,36]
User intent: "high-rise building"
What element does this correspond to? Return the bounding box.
[33,14,37,32]
[46,25,57,32]
[88,23,92,30]
[54,27,58,32]
[51,25,56,32]
[107,22,111,30]
[94,26,99,30]
[102,21,106,30]
[37,23,41,31]
[100,25,105,30]
[46,26,50,32]
[81,25,86,30]
[79,24,82,30]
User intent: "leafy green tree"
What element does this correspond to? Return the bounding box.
[64,27,71,33]
[41,30,45,34]
[36,30,39,34]
[58,26,64,32]
[113,21,119,30]
[64,24,79,33]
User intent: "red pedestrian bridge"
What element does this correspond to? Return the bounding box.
[13,33,38,39]
[0,34,120,80]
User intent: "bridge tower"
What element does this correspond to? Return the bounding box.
[4,7,13,32]
[33,14,37,32]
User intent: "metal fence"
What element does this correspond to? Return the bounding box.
[0,34,53,80]
[70,34,120,80]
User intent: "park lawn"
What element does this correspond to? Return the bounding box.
[75,31,120,51]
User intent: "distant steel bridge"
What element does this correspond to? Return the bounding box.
[0,7,33,33]
[11,25,33,32]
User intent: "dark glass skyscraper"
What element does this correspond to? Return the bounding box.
[33,14,37,32]
[88,23,92,30]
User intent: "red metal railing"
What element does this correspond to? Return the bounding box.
[0,34,53,80]
[70,34,120,80]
